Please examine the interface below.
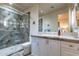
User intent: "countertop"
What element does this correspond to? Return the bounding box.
[31,34,79,42]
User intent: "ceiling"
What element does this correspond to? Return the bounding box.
[12,3,35,12]
[0,3,68,16]
[39,3,68,16]
[0,3,35,12]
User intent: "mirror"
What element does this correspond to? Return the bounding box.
[38,3,69,33]
[39,11,69,33]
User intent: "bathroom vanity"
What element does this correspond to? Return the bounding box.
[31,34,79,56]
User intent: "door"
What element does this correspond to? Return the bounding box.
[38,38,49,56]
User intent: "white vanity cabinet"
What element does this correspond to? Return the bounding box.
[31,36,79,56]
[31,37,60,56]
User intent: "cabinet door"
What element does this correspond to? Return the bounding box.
[31,37,40,56]
[49,39,60,56]
[38,38,49,56]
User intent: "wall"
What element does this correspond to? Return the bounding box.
[40,7,68,32]
[26,4,39,35]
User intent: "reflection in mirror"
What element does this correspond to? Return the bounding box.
[58,13,69,32]
[38,12,69,33]
[38,4,69,33]
[38,18,43,32]
[77,4,79,27]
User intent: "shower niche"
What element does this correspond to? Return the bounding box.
[0,7,30,49]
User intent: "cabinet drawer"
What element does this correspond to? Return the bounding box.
[61,41,79,51]
[61,50,79,56]
[61,47,79,55]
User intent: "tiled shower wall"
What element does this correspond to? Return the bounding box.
[0,7,30,49]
